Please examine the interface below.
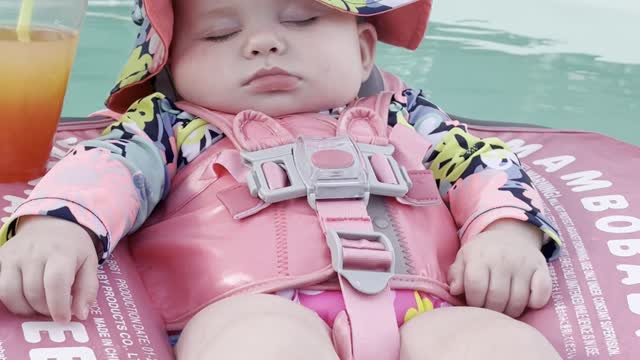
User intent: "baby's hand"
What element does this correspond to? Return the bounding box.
[0,216,99,323]
[447,219,551,318]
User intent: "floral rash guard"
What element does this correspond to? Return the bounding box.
[0,88,561,263]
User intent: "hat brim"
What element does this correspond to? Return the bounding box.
[315,0,431,50]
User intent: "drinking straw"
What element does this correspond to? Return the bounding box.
[16,0,35,42]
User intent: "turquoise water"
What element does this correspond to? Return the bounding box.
[63,1,640,144]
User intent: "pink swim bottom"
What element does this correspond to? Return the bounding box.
[168,289,451,347]
[275,289,452,328]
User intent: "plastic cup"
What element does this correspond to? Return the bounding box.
[0,0,87,183]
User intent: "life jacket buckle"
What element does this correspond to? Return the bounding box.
[242,136,412,209]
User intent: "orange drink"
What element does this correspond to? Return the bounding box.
[0,28,79,182]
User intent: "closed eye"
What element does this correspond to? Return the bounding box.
[282,16,318,26]
[205,31,240,42]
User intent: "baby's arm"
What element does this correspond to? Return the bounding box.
[391,89,561,317]
[0,93,221,322]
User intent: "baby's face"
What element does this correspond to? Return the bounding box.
[171,0,377,116]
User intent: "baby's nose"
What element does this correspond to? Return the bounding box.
[244,32,286,58]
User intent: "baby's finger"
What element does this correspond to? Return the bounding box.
[464,262,489,308]
[529,266,552,309]
[22,260,50,316]
[71,257,99,320]
[43,256,74,323]
[0,262,35,316]
[505,271,531,318]
[447,254,465,296]
[484,267,510,313]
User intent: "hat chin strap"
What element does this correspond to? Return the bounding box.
[152,65,386,103]
[154,67,180,102]
[358,65,384,98]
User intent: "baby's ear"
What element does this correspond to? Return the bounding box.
[357,21,378,83]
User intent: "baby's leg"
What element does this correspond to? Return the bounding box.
[400,306,561,360]
[175,294,339,360]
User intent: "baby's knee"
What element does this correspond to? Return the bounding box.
[400,307,561,360]
[175,294,337,360]
[204,313,336,359]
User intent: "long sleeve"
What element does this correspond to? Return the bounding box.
[0,93,223,262]
[388,88,561,260]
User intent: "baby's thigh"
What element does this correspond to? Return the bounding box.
[174,293,339,360]
[400,306,561,360]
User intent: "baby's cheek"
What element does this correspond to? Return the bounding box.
[319,61,333,76]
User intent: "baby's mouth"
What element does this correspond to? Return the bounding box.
[244,67,301,92]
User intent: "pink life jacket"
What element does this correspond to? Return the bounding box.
[128,92,462,359]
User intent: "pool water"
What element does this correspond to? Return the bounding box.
[62,0,640,144]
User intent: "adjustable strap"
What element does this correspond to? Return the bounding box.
[216,155,290,219]
[316,200,400,360]
[334,278,398,360]
[206,149,273,220]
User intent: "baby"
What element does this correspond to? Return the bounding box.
[0,0,563,359]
